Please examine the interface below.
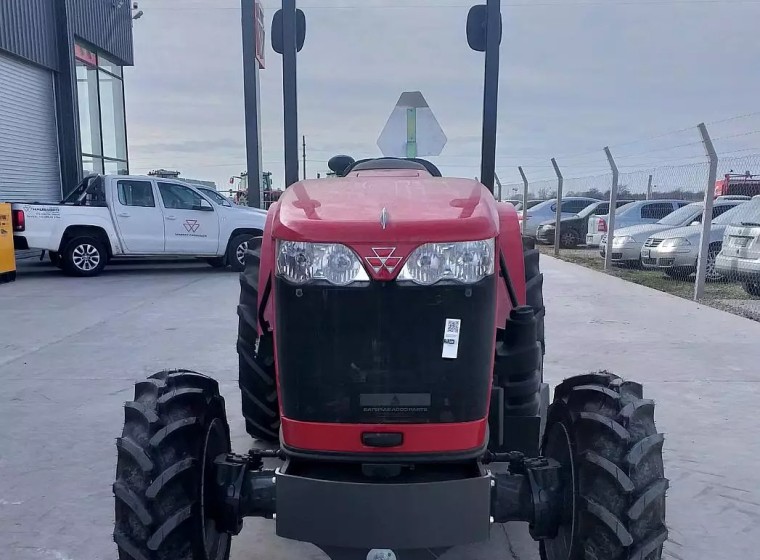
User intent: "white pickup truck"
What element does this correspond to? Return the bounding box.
[11,174,267,276]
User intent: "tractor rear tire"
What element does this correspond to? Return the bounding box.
[540,372,667,560]
[524,244,545,356]
[113,370,232,560]
[237,236,280,443]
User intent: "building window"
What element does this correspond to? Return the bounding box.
[75,43,128,177]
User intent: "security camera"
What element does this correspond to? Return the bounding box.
[132,9,143,19]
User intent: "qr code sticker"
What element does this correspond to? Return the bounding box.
[446,319,460,334]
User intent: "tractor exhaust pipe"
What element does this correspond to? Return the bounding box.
[479,0,501,194]
[467,0,502,194]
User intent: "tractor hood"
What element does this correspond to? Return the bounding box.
[272,171,499,243]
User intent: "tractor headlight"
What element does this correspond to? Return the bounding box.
[397,239,495,285]
[276,241,369,285]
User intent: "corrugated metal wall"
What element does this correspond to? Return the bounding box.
[0,0,59,70]
[69,0,134,66]
[0,0,134,69]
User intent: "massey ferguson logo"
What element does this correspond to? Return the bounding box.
[365,247,403,274]
[183,219,200,233]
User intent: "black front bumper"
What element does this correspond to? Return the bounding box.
[275,461,492,550]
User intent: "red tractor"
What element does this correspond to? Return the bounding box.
[113,2,667,559]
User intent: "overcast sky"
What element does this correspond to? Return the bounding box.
[125,0,760,194]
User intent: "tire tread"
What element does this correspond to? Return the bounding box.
[541,373,667,560]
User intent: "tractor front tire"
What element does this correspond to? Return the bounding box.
[540,372,667,560]
[237,237,280,443]
[113,370,232,560]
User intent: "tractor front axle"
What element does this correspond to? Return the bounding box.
[490,455,563,540]
[210,447,564,551]
[212,452,278,535]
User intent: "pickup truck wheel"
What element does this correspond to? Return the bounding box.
[227,234,254,272]
[62,236,107,277]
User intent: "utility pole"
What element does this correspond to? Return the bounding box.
[302,135,306,180]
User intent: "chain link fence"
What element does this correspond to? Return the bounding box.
[503,146,760,319]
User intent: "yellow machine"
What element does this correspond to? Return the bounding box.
[0,202,17,283]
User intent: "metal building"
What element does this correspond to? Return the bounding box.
[0,0,134,203]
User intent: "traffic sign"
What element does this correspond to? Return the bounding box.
[377,91,447,158]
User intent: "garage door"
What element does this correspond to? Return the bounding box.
[0,53,61,204]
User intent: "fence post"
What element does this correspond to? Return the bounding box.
[694,123,718,301]
[518,166,529,234]
[646,174,653,200]
[604,147,619,271]
[551,158,563,257]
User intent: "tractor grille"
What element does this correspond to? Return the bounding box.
[274,276,496,425]
[644,238,664,248]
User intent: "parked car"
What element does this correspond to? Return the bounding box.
[10,174,266,277]
[514,199,546,212]
[535,199,633,248]
[502,199,522,206]
[715,195,760,296]
[600,199,744,266]
[641,199,750,280]
[587,199,690,247]
[519,197,600,237]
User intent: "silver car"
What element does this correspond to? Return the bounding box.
[716,196,760,296]
[586,199,690,247]
[520,197,599,237]
[600,200,744,265]
[641,200,749,280]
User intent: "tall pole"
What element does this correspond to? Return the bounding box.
[604,147,619,272]
[302,135,306,180]
[694,123,718,301]
[551,158,563,257]
[242,0,262,208]
[479,0,500,194]
[406,108,418,158]
[646,174,653,200]
[518,166,529,234]
[282,0,299,187]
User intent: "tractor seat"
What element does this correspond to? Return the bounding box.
[345,157,442,177]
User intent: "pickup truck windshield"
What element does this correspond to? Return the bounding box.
[198,187,232,206]
[62,175,107,206]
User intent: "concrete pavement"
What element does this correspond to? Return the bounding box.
[0,256,758,560]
